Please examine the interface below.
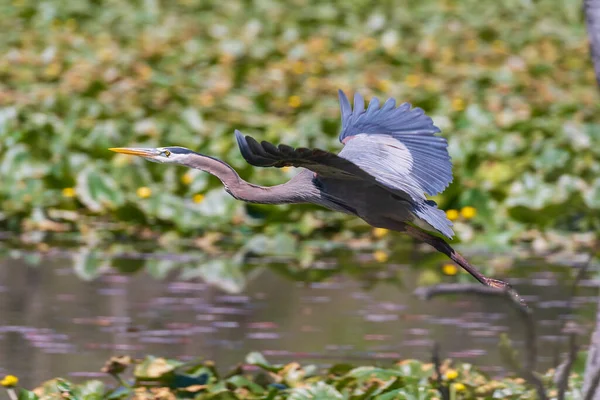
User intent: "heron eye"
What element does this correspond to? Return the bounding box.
[164,150,171,157]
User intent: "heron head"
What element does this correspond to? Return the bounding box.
[109,146,195,164]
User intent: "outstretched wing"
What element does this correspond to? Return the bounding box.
[235,128,454,237]
[337,90,452,200]
[236,90,452,203]
[234,130,368,180]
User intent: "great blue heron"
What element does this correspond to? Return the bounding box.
[110,90,516,297]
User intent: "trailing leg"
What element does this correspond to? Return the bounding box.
[403,224,511,289]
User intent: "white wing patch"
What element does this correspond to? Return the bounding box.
[338,134,429,201]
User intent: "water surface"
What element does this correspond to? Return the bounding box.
[0,243,595,387]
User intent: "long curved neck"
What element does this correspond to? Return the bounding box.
[180,153,302,204]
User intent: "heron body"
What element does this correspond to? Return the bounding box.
[233,91,454,238]
[110,90,520,301]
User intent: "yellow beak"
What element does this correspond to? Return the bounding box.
[108,148,159,157]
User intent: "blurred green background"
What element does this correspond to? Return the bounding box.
[0,0,597,248]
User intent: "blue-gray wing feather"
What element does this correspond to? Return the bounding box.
[411,201,454,239]
[337,90,453,198]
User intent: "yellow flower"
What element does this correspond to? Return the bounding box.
[451,98,465,111]
[181,172,193,185]
[377,79,391,92]
[1,375,18,387]
[193,194,205,204]
[292,61,306,75]
[44,63,61,78]
[454,382,466,392]
[62,187,76,198]
[405,74,421,88]
[446,209,459,221]
[442,263,458,276]
[373,250,389,263]
[445,369,458,380]
[373,228,389,238]
[288,95,302,108]
[136,187,152,198]
[281,166,291,172]
[461,206,477,219]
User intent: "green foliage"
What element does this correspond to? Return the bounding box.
[0,0,598,243]
[15,352,585,399]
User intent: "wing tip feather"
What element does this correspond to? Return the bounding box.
[338,90,442,141]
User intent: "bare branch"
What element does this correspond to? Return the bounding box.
[555,334,579,400]
[553,255,593,366]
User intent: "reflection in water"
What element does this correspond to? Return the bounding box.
[0,248,595,387]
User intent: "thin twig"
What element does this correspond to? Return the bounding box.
[556,333,579,400]
[415,283,546,400]
[553,255,593,366]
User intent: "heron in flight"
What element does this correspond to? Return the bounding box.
[110,90,515,296]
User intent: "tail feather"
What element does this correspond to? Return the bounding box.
[411,201,454,239]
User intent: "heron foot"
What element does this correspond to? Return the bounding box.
[484,278,511,290]
[484,278,528,309]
